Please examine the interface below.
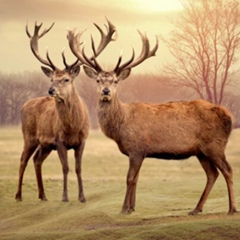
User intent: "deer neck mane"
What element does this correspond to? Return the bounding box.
[97,94,125,142]
[55,88,85,133]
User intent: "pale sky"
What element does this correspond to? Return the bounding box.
[0,0,183,74]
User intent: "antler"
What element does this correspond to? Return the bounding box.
[114,31,158,74]
[26,21,58,70]
[61,49,79,71]
[67,18,117,71]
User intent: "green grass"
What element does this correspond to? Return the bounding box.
[0,126,240,240]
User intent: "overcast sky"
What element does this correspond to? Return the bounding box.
[0,0,182,74]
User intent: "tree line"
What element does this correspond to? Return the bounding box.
[0,71,184,128]
[0,70,239,128]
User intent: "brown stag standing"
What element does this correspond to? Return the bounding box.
[67,29,237,214]
[15,20,116,202]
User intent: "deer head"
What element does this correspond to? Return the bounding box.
[67,29,158,102]
[26,20,116,102]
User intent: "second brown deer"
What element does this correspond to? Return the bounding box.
[15,20,116,202]
[67,29,237,214]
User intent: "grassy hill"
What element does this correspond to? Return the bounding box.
[0,126,240,239]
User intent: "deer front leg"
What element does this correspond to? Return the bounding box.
[121,156,143,214]
[57,142,69,202]
[74,141,86,203]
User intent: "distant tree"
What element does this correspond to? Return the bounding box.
[7,80,26,124]
[161,0,240,105]
[25,71,49,98]
[118,73,186,103]
[0,76,11,124]
[75,73,99,129]
[0,70,189,126]
[223,93,240,128]
[0,71,48,125]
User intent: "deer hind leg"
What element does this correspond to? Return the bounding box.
[33,146,52,201]
[74,141,86,203]
[212,154,237,214]
[121,156,143,214]
[15,143,38,201]
[189,154,219,215]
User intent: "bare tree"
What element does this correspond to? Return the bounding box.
[161,0,240,105]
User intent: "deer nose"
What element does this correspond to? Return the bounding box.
[48,87,55,96]
[103,88,110,95]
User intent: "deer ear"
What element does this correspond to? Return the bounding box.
[117,68,131,81]
[41,66,53,78]
[83,65,98,79]
[69,65,80,78]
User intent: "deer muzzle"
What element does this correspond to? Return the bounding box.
[100,87,111,101]
[102,87,110,95]
[48,87,55,96]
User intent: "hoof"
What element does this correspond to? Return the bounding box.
[228,209,238,215]
[79,198,86,203]
[121,208,135,215]
[40,198,48,201]
[39,195,48,201]
[188,209,202,215]
[15,193,22,201]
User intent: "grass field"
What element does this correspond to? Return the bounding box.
[0,126,240,239]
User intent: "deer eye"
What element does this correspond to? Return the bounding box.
[96,79,100,83]
[114,80,118,84]
[64,78,69,82]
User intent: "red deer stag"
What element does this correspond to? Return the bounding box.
[67,29,237,215]
[15,20,116,202]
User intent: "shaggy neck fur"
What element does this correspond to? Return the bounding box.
[98,94,125,142]
[55,88,86,133]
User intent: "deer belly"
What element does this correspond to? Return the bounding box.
[147,152,194,160]
[146,140,200,160]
